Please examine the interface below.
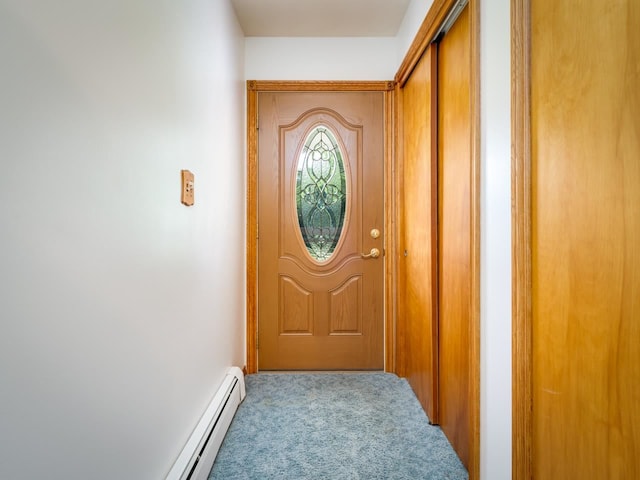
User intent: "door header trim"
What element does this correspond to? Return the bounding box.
[247,80,395,92]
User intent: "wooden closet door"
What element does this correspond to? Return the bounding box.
[531,1,640,478]
[398,5,472,468]
[437,4,471,469]
[400,44,439,423]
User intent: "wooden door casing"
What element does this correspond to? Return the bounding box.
[257,91,385,370]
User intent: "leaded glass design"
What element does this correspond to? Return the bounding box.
[295,125,347,262]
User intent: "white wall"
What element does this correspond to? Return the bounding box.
[245,37,397,80]
[246,0,513,478]
[479,0,512,479]
[395,0,435,65]
[0,1,245,479]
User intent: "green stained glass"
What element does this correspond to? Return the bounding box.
[296,125,347,262]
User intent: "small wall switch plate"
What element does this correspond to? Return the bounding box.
[181,170,194,206]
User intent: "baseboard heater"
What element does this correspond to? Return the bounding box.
[166,366,246,480]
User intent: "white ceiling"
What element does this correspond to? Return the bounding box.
[231,0,412,37]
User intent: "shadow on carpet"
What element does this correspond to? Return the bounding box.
[208,372,468,480]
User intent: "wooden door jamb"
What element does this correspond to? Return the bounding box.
[512,0,533,478]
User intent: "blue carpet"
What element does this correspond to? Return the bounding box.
[209,372,468,479]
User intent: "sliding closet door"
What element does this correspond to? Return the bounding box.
[437,5,471,468]
[400,45,439,423]
[396,3,473,470]
[531,0,640,477]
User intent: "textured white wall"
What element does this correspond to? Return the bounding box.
[245,37,397,80]
[244,0,434,82]
[0,1,245,479]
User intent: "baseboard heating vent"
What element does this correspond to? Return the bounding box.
[166,366,246,480]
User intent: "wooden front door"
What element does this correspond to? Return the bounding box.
[257,91,384,370]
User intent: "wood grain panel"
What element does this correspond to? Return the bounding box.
[511,0,533,477]
[279,276,313,334]
[329,276,362,334]
[395,83,407,380]
[438,5,471,468]
[531,0,640,478]
[384,88,397,373]
[400,44,439,423]
[246,84,258,374]
[467,2,481,476]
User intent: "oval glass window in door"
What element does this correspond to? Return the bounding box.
[295,125,347,262]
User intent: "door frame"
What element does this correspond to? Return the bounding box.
[511,1,532,478]
[245,81,396,375]
[394,0,480,478]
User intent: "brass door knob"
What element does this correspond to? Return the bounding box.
[362,248,380,259]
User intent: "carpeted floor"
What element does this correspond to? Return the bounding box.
[208,372,468,480]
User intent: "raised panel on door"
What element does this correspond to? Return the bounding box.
[329,275,362,334]
[400,44,439,423]
[531,1,640,478]
[279,277,313,334]
[437,4,471,469]
[258,91,384,370]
